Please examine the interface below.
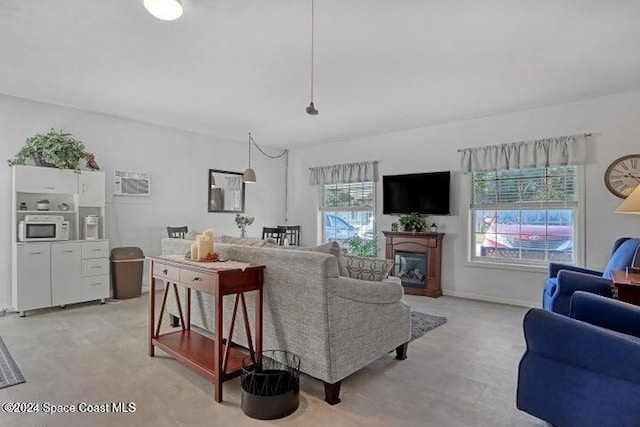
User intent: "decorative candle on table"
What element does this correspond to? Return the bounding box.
[196,234,211,260]
[190,242,199,261]
[203,228,215,255]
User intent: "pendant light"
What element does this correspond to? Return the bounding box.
[243,133,257,183]
[306,0,319,115]
[144,0,183,21]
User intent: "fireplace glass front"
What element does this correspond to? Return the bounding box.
[394,251,427,289]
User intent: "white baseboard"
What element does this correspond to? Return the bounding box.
[442,289,539,308]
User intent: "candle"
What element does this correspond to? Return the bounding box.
[190,242,199,261]
[196,234,211,260]
[203,228,215,254]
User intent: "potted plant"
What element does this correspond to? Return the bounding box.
[399,212,427,233]
[7,129,88,170]
[36,199,50,211]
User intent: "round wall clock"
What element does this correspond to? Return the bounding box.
[604,154,640,198]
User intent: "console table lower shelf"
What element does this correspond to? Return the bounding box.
[148,255,265,403]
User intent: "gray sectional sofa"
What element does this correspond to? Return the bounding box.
[160,237,411,404]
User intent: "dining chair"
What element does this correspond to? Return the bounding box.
[167,226,188,239]
[262,226,286,245]
[278,225,301,246]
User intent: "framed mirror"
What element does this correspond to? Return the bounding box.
[208,169,245,213]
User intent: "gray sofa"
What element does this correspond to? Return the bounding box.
[160,237,411,404]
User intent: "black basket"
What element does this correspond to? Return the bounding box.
[241,350,300,420]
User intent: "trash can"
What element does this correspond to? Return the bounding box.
[110,247,145,299]
[241,350,300,420]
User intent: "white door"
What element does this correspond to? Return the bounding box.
[78,171,105,207]
[15,244,51,310]
[51,242,82,305]
[14,165,77,194]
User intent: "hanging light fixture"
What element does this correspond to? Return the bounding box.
[144,0,183,21]
[306,0,319,115]
[243,132,257,183]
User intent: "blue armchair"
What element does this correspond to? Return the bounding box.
[517,292,640,427]
[543,237,640,315]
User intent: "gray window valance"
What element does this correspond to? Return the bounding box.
[459,134,588,173]
[309,160,378,185]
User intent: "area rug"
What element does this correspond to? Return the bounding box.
[0,337,25,389]
[411,311,447,342]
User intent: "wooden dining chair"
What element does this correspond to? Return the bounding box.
[278,225,301,246]
[167,226,188,239]
[262,226,286,245]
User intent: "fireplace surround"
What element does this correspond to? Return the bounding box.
[383,231,444,297]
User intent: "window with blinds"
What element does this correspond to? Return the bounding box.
[321,182,375,249]
[470,166,581,265]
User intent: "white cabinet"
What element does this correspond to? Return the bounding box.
[78,171,105,207]
[11,165,109,316]
[14,244,52,311]
[51,242,82,305]
[14,166,77,194]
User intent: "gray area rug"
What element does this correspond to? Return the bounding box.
[411,311,447,341]
[0,337,25,389]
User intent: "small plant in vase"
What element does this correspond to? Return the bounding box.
[235,214,254,238]
[398,212,426,233]
[36,199,50,211]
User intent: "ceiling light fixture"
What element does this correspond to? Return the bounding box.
[306,0,319,115]
[242,133,289,184]
[243,133,257,184]
[144,0,183,21]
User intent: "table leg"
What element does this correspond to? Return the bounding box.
[214,292,223,402]
[256,279,263,360]
[186,287,191,330]
[149,270,156,357]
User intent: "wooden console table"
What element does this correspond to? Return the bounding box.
[382,231,444,297]
[148,255,264,403]
[611,270,640,306]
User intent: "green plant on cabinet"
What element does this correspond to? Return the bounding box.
[398,212,427,232]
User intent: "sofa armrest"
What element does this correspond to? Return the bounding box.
[549,262,603,278]
[330,276,403,304]
[570,291,640,338]
[523,309,640,384]
[556,270,612,296]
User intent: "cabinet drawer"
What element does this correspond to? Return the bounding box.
[83,275,110,301]
[153,262,180,282]
[82,258,109,277]
[82,241,109,259]
[180,268,215,290]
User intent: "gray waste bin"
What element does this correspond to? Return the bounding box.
[110,247,145,299]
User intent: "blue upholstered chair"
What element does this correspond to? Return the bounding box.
[543,237,640,315]
[517,292,640,427]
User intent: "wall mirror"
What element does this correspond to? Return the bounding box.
[208,169,245,213]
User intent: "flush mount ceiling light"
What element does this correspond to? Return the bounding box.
[306,0,319,115]
[144,0,183,21]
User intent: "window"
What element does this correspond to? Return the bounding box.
[321,182,375,255]
[470,166,581,266]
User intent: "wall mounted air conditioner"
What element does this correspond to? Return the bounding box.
[114,171,151,196]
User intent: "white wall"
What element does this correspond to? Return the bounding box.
[287,90,640,307]
[0,95,286,310]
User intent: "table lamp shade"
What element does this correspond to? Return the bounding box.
[615,185,640,214]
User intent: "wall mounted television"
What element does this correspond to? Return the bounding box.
[382,171,451,215]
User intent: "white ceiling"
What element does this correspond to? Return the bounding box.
[2,0,640,148]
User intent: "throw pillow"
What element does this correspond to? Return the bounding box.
[294,241,346,275]
[340,254,394,282]
[184,230,200,241]
[216,235,278,247]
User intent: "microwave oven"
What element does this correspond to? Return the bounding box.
[18,215,70,242]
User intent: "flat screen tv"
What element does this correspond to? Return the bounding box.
[383,171,450,215]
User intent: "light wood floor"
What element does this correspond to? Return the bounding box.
[0,293,546,427]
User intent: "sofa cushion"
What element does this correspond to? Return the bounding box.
[216,235,278,247]
[340,254,393,281]
[184,230,200,240]
[294,242,346,275]
[603,238,640,279]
